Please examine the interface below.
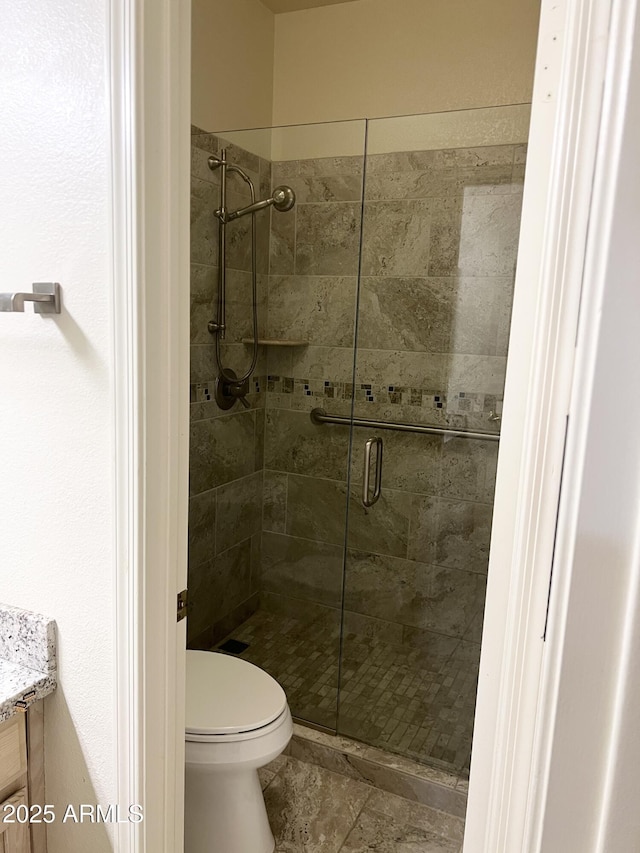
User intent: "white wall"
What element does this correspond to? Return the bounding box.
[0,1,115,850]
[192,0,275,132]
[192,0,540,141]
[269,103,531,161]
[273,0,541,126]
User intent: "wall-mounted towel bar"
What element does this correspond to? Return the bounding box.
[310,407,500,442]
[0,283,62,314]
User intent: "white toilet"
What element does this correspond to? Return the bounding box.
[184,650,292,853]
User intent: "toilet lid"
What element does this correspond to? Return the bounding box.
[185,650,288,735]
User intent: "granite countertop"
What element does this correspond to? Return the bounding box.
[0,603,57,722]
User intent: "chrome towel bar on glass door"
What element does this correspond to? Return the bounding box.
[310,407,500,442]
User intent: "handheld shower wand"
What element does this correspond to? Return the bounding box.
[206,148,296,410]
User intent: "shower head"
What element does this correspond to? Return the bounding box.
[223,185,296,222]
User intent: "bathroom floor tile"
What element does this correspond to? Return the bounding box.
[259,767,276,790]
[263,757,371,853]
[339,806,461,852]
[262,756,464,853]
[364,790,465,843]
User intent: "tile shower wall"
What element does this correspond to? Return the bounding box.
[188,128,271,648]
[255,155,365,725]
[345,144,525,639]
[261,155,364,634]
[261,144,526,752]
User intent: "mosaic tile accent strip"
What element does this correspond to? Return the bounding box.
[191,374,266,403]
[447,392,502,417]
[190,374,503,422]
[265,374,503,416]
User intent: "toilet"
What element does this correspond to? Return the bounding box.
[184,650,292,853]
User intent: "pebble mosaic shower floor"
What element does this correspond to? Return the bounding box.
[217,607,479,778]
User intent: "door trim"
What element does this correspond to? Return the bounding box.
[110,0,191,850]
[523,0,640,846]
[465,0,625,849]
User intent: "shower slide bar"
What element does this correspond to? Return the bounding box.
[310,407,500,442]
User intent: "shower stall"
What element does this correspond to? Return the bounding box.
[188,106,527,783]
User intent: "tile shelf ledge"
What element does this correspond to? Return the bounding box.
[241,338,309,347]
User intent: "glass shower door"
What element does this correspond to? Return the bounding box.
[338,107,528,776]
[191,119,368,732]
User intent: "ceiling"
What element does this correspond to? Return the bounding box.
[261,0,359,14]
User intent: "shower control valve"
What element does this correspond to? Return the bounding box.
[208,320,225,335]
[215,369,251,411]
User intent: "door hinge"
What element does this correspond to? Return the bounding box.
[177,589,188,623]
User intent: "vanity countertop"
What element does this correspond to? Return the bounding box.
[0,603,57,722]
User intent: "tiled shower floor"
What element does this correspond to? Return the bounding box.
[217,607,480,777]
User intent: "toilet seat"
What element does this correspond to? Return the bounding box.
[185,650,287,738]
[185,705,291,745]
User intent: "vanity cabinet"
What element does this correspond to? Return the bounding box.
[0,789,30,853]
[0,711,44,853]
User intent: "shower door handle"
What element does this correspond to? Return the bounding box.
[362,437,383,508]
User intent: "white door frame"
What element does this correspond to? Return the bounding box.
[110,0,191,850]
[467,0,638,849]
[527,0,640,845]
[108,0,636,850]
